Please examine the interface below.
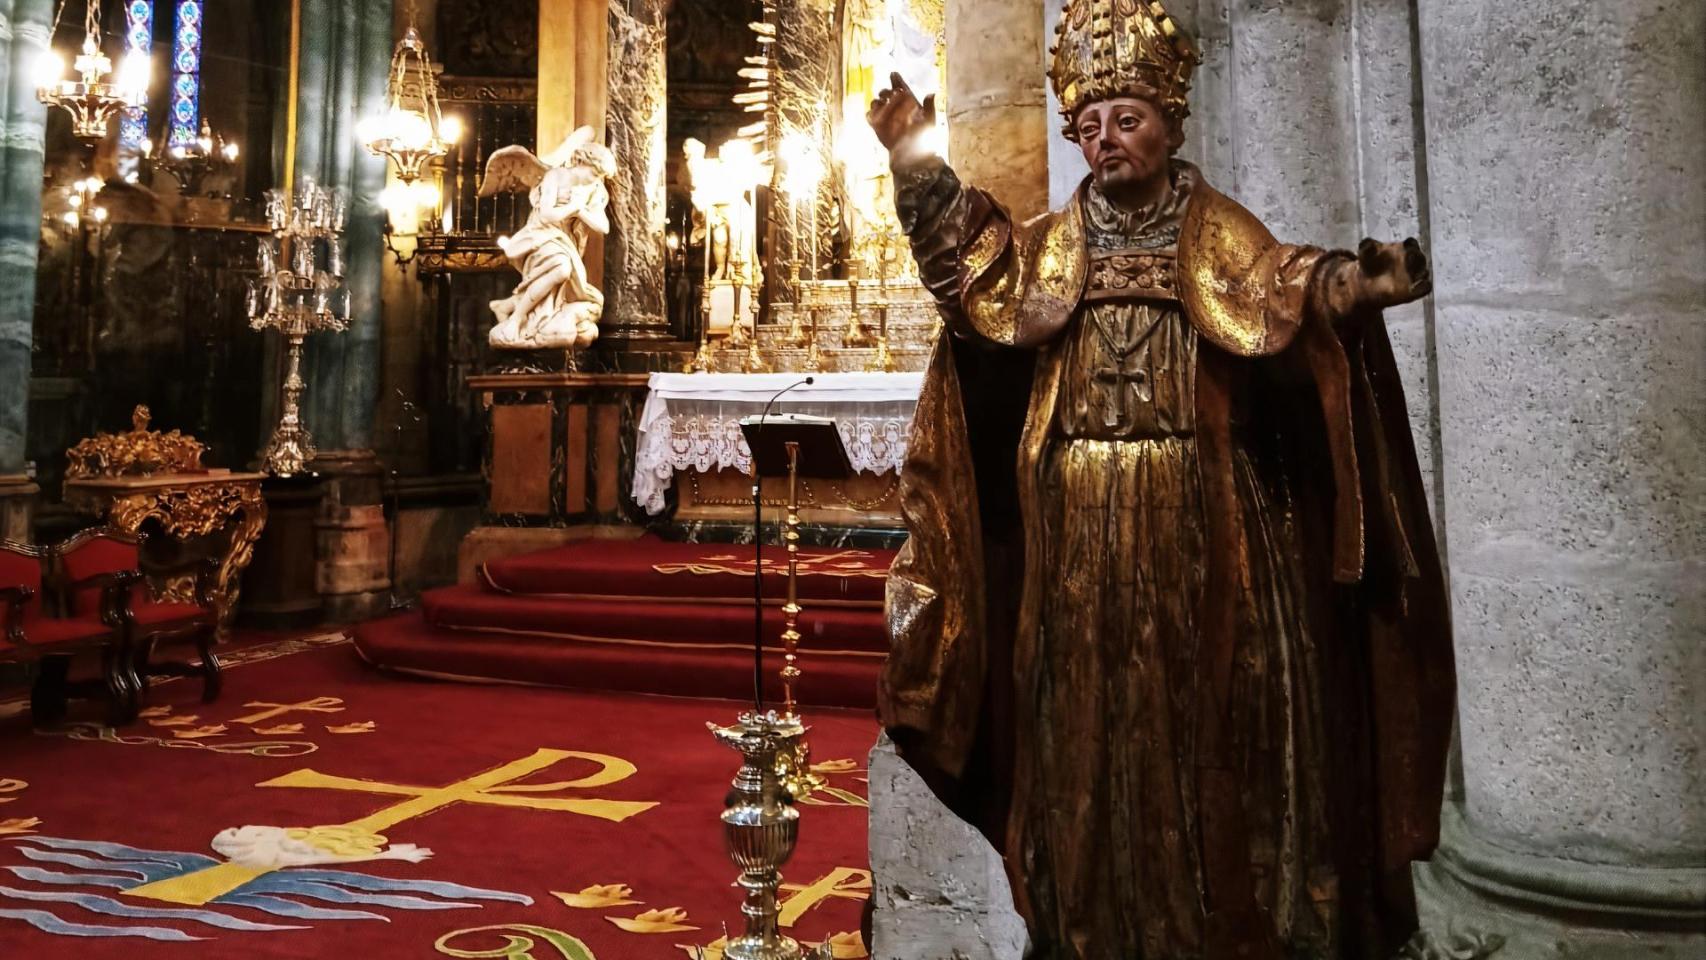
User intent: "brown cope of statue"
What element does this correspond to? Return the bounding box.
[868,71,1456,960]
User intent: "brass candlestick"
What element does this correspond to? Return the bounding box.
[776,441,827,801]
[782,260,810,348]
[840,261,874,348]
[710,711,808,960]
[685,287,716,372]
[868,307,897,373]
[804,306,823,372]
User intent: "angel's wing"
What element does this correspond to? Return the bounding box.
[479,145,548,197]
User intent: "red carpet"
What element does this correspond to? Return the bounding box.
[0,633,877,958]
[355,536,896,708]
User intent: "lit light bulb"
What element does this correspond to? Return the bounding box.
[92,206,109,223]
[34,51,65,89]
[409,180,441,208]
[117,53,151,100]
[67,194,83,209]
[222,142,240,162]
[357,116,384,145]
[62,211,80,228]
[439,115,463,145]
[915,124,948,161]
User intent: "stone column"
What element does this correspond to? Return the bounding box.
[1411,1,1706,954]
[291,0,396,620]
[947,0,1048,221]
[297,0,392,457]
[601,0,670,342]
[0,0,53,538]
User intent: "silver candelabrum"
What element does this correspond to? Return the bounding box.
[249,181,350,478]
[709,711,832,960]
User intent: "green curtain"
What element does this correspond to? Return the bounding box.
[295,0,391,454]
[0,0,52,474]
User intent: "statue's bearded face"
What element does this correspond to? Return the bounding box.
[1072,96,1177,207]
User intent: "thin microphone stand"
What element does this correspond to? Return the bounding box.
[750,377,815,713]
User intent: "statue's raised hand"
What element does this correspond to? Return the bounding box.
[868,72,936,153]
[1353,237,1432,310]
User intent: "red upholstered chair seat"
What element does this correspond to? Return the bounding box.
[52,527,222,714]
[130,600,212,628]
[18,616,112,647]
[2,535,130,727]
[0,545,46,636]
[56,534,142,620]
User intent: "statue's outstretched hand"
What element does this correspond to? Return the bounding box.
[1354,237,1432,310]
[868,72,936,153]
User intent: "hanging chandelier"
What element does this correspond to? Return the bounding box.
[144,118,240,197]
[36,1,151,144]
[358,6,461,185]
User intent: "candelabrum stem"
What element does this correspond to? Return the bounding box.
[780,443,802,718]
[775,444,826,802]
[260,333,318,477]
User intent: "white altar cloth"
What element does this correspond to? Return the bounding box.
[632,371,925,515]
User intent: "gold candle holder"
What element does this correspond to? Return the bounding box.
[775,441,826,801]
[840,261,874,349]
[710,712,808,960]
[782,260,810,348]
[685,289,716,372]
[804,306,823,372]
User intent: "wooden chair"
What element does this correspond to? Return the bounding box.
[53,528,222,716]
[0,539,133,726]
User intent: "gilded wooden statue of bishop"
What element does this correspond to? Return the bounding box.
[868,1,1456,957]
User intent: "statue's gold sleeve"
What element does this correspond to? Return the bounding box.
[893,158,1085,349]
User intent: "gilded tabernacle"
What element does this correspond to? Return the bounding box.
[872,2,1455,956]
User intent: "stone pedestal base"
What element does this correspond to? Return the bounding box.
[1414,804,1706,958]
[240,476,324,628]
[866,734,1028,960]
[0,476,38,542]
[457,524,645,585]
[312,451,390,623]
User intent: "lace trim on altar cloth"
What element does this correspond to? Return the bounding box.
[632,407,914,516]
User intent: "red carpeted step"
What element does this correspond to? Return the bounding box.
[482,534,894,607]
[420,583,890,654]
[353,612,880,709]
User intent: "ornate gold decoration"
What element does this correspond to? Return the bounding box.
[65,406,208,479]
[1049,0,1200,125]
[64,473,269,638]
[1085,248,1179,301]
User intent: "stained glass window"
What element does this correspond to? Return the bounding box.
[169,0,204,148]
[120,0,154,156]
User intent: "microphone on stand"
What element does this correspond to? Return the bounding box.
[749,377,814,713]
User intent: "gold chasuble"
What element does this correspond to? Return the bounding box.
[881,157,1456,958]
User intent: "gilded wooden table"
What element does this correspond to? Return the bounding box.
[63,470,269,638]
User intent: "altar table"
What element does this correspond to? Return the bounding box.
[633,372,924,527]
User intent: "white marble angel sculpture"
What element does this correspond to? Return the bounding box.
[479,126,618,349]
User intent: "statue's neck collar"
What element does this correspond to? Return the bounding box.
[1082,160,1197,249]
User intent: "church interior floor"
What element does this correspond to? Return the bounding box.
[0,630,876,958]
[357,535,894,708]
